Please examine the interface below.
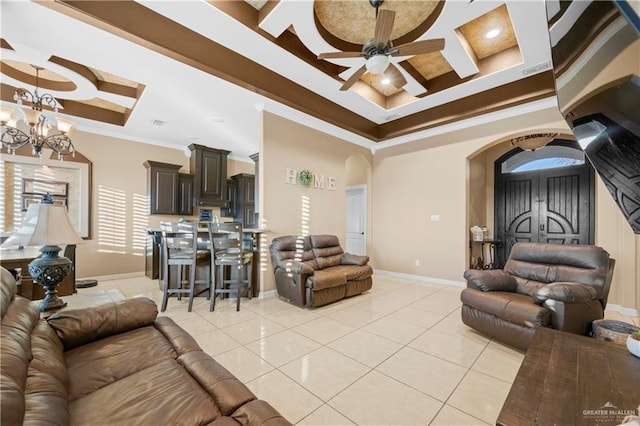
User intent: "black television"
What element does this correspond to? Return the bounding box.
[548,0,640,233]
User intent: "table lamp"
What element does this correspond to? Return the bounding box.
[1,193,83,311]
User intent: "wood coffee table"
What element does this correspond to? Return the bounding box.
[497,326,640,425]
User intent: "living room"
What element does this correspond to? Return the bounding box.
[1,1,639,425]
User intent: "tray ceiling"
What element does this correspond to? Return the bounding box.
[0,0,561,159]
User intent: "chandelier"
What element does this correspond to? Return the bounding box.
[0,65,75,159]
[510,132,559,151]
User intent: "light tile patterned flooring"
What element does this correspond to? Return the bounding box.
[64,274,639,425]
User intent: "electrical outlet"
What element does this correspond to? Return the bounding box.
[415,259,420,266]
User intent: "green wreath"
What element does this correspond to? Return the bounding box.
[298,169,313,187]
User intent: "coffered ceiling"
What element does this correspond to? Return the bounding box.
[0,0,561,160]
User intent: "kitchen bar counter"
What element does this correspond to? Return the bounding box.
[145,224,269,297]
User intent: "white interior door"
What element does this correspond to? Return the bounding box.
[346,185,366,255]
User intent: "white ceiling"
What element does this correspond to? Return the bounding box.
[0,0,560,162]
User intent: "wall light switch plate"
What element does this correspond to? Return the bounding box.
[430,215,440,222]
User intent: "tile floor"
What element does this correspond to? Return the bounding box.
[63,274,639,425]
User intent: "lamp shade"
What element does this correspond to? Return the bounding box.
[0,107,12,123]
[1,201,83,247]
[365,54,390,74]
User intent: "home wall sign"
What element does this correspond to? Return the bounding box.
[284,168,336,190]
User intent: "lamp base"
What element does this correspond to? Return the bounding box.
[28,245,72,312]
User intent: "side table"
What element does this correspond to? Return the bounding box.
[498,327,640,425]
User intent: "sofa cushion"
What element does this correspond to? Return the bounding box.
[307,269,347,291]
[47,297,158,350]
[24,320,69,425]
[329,264,373,281]
[69,359,222,425]
[1,267,18,320]
[461,289,550,328]
[504,243,609,297]
[270,236,318,271]
[1,294,40,426]
[310,235,344,269]
[65,325,178,401]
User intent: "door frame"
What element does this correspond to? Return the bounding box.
[346,184,367,256]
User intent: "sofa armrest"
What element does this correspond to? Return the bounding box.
[463,269,517,292]
[47,297,158,350]
[277,260,314,275]
[535,282,598,303]
[340,253,369,266]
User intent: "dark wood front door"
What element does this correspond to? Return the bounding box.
[495,146,595,267]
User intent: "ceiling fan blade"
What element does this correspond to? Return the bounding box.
[393,38,445,56]
[374,9,395,45]
[385,63,407,88]
[318,51,364,59]
[340,65,367,91]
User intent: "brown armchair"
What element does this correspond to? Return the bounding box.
[460,242,615,350]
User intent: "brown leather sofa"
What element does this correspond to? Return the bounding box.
[0,267,291,426]
[461,242,615,351]
[269,235,373,307]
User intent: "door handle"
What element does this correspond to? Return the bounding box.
[540,224,545,231]
[360,232,364,235]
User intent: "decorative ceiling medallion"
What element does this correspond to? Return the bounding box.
[314,0,441,45]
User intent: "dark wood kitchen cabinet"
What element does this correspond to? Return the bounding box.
[178,173,194,215]
[221,179,237,218]
[144,161,193,215]
[228,173,256,228]
[189,144,230,207]
[144,161,181,215]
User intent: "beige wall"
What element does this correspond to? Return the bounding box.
[373,111,638,311]
[260,112,373,292]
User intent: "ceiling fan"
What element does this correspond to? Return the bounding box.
[317,0,445,91]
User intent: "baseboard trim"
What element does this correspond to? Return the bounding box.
[606,303,639,318]
[373,269,465,288]
[259,290,278,299]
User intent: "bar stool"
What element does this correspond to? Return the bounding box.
[159,221,211,312]
[207,222,253,311]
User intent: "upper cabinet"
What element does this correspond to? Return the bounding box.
[144,161,194,215]
[189,144,230,207]
[226,173,256,229]
[177,173,194,216]
[144,161,182,215]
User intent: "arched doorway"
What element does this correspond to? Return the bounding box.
[494,140,595,267]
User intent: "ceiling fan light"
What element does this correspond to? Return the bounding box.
[366,55,390,74]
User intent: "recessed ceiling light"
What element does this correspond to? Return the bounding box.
[486,28,501,39]
[381,77,391,85]
[150,119,166,126]
[211,116,224,123]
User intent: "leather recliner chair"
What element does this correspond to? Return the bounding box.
[460,242,615,351]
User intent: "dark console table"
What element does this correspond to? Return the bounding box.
[498,326,640,425]
[469,239,502,269]
[1,245,76,300]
